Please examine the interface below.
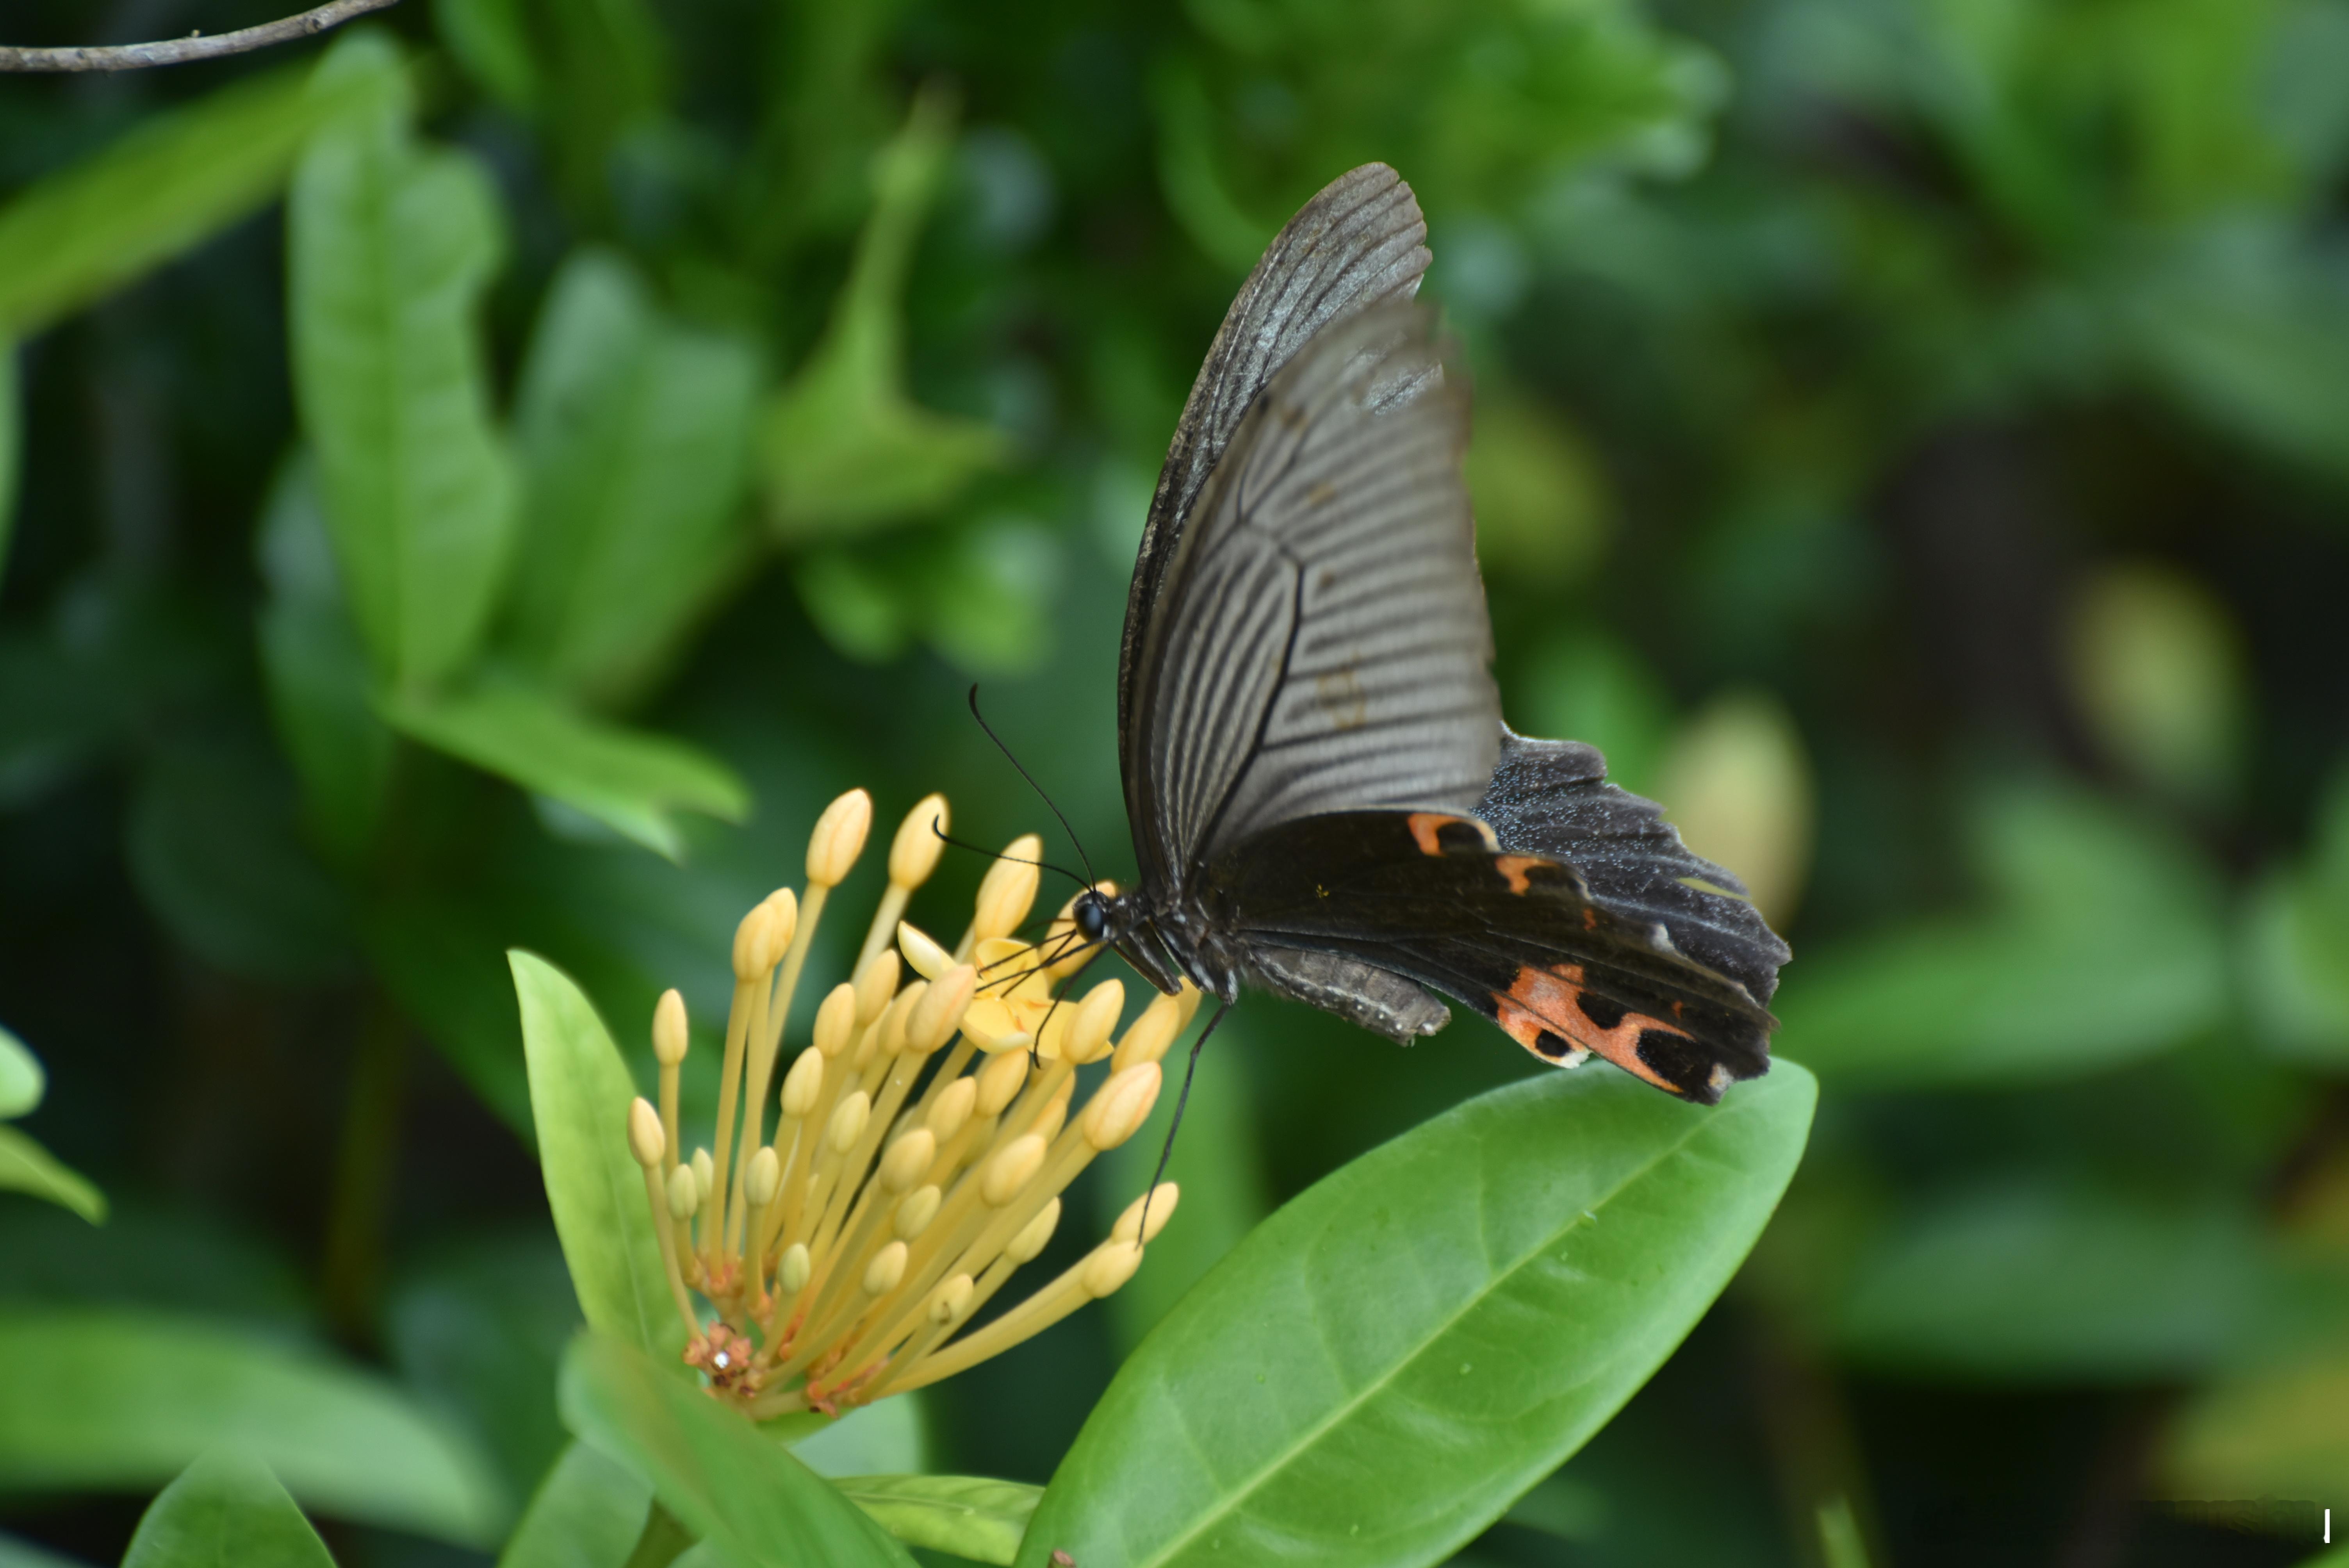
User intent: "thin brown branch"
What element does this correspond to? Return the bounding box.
[0,0,400,72]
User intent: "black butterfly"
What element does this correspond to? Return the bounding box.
[1066,164,1788,1104]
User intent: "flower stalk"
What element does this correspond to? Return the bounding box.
[622,788,1192,1416]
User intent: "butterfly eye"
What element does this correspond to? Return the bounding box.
[1075,892,1111,942]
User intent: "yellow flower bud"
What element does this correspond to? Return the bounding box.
[1111,1183,1180,1245]
[983,1133,1046,1206]
[808,789,873,888]
[1067,978,1125,1065]
[827,1091,871,1154]
[627,1098,665,1167]
[1007,1196,1061,1264]
[897,921,952,982]
[852,949,900,1025]
[667,1162,700,1220]
[780,1047,825,1118]
[1081,1062,1162,1151]
[895,1184,942,1240]
[731,900,776,982]
[813,982,857,1058]
[863,1240,909,1296]
[760,887,798,969]
[1111,992,1184,1072]
[745,1145,781,1206]
[924,1076,977,1141]
[929,1274,975,1326]
[879,1129,935,1193]
[910,964,976,1053]
[652,990,689,1066]
[973,836,1043,941]
[1081,1240,1144,1299]
[778,1242,811,1294]
[890,794,949,888]
[975,1048,1028,1117]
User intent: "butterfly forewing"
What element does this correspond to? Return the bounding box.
[1128,305,1501,882]
[1120,165,1433,889]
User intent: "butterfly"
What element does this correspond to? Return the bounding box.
[1066,164,1788,1104]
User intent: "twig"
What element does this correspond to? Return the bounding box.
[0,0,400,72]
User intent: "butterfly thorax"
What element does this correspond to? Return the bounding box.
[1092,886,1245,1007]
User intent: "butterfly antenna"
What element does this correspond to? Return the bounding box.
[929,824,1087,887]
[967,685,1099,887]
[1140,1000,1232,1240]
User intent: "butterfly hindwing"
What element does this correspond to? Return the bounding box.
[1478,727,1790,1005]
[1204,809,1775,1103]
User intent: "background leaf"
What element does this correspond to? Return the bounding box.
[0,1025,41,1118]
[829,1474,1042,1566]
[288,32,520,691]
[0,1127,105,1224]
[506,248,762,706]
[119,1454,333,1568]
[0,1308,506,1546]
[558,1333,916,1568]
[511,951,681,1360]
[1019,1064,1815,1568]
[0,61,393,338]
[385,681,747,859]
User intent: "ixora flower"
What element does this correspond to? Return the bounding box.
[624,788,1196,1418]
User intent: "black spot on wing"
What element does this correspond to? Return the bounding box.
[1433,818,1492,855]
[1576,991,1629,1031]
[1634,1029,1720,1103]
[1532,1029,1576,1061]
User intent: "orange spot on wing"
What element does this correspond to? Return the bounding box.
[1406,813,1457,857]
[1490,962,1695,1094]
[1495,855,1542,894]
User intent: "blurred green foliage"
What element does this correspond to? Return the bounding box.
[0,0,2345,1564]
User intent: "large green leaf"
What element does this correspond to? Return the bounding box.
[0,58,394,339]
[0,1308,506,1546]
[831,1475,1042,1566]
[120,1454,334,1568]
[761,88,1009,543]
[510,951,681,1361]
[558,1334,916,1567]
[0,1128,105,1225]
[1776,784,2227,1087]
[1018,1063,1816,1568]
[288,32,520,692]
[383,680,747,860]
[496,1440,651,1568]
[1836,1185,2267,1380]
[506,248,761,706]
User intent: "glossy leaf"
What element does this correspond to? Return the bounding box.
[558,1334,916,1568]
[1837,1185,2267,1380]
[831,1475,1043,1566]
[496,1440,651,1568]
[383,679,747,860]
[0,1307,506,1545]
[121,1454,333,1568]
[1019,1063,1816,1568]
[761,87,1009,543]
[0,59,393,338]
[0,1025,39,1118]
[791,1394,928,1477]
[511,951,681,1360]
[1777,785,2226,1086]
[289,32,520,691]
[507,249,761,706]
[0,1127,105,1224]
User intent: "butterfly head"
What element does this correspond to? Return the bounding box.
[1072,887,1113,943]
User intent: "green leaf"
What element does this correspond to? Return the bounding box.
[761,87,1010,543]
[0,1127,105,1224]
[256,453,396,864]
[790,1395,928,1477]
[1776,784,2227,1087]
[0,1025,41,1118]
[383,679,747,860]
[289,31,520,691]
[0,58,395,338]
[511,951,681,1360]
[1836,1185,2266,1380]
[121,1454,334,1568]
[0,1307,506,1545]
[558,1334,917,1567]
[433,0,541,118]
[830,1475,1041,1567]
[507,249,761,706]
[496,1440,651,1568]
[1019,1064,1816,1568]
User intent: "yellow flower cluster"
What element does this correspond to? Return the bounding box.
[622,789,1197,1416]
